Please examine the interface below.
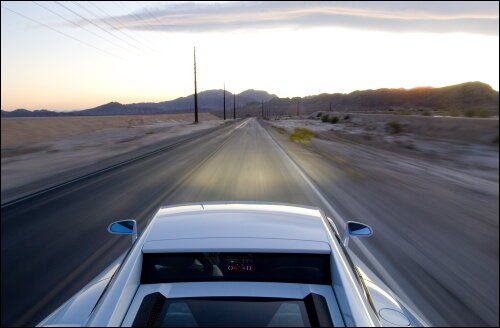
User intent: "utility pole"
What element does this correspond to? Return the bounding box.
[261,101,264,118]
[193,47,198,123]
[233,93,236,120]
[297,99,300,117]
[329,102,332,111]
[223,83,226,120]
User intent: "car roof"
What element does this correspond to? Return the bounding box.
[142,203,332,253]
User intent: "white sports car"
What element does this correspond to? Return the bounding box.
[38,202,428,327]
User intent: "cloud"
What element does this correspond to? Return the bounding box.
[93,1,499,35]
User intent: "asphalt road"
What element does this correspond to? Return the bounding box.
[1,118,498,326]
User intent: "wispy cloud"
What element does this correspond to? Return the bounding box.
[91,1,499,35]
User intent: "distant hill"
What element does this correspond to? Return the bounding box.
[147,89,276,112]
[239,81,499,117]
[326,81,499,111]
[0,109,66,117]
[2,83,497,117]
[238,89,276,102]
[1,89,276,117]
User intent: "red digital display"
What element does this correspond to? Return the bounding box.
[225,255,255,273]
[227,264,255,272]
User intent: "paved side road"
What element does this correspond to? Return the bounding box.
[1,118,498,326]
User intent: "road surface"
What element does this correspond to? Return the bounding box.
[1,118,498,326]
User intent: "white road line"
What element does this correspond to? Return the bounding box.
[234,118,250,129]
[261,120,429,323]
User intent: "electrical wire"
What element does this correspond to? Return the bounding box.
[87,1,158,54]
[32,1,133,55]
[1,4,125,60]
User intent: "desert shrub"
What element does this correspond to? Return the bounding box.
[386,120,403,134]
[343,115,350,120]
[272,125,287,134]
[317,112,323,117]
[464,109,475,117]
[321,114,329,122]
[329,116,339,124]
[405,143,416,150]
[477,109,491,118]
[422,110,431,116]
[289,128,315,144]
[462,108,491,118]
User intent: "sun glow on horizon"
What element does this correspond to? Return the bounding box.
[1,2,498,111]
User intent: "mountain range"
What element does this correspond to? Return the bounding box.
[1,89,276,117]
[2,82,498,118]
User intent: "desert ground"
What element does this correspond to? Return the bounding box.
[265,113,499,326]
[1,113,222,201]
[270,112,499,181]
[1,114,498,326]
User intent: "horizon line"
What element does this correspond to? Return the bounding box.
[2,81,497,112]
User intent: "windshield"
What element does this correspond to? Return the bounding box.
[132,294,333,327]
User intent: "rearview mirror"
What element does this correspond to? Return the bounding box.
[108,220,137,243]
[343,221,373,247]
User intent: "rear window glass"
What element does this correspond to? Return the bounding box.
[141,253,331,284]
[132,294,334,327]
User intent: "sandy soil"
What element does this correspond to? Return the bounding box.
[1,113,223,198]
[264,119,499,326]
[1,113,218,151]
[270,113,499,182]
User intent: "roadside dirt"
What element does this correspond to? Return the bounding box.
[1,114,223,196]
[270,114,499,182]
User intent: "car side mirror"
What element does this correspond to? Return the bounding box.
[343,221,373,247]
[108,220,137,244]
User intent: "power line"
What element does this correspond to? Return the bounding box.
[72,1,144,53]
[109,1,159,52]
[115,1,143,23]
[116,1,162,33]
[112,1,159,46]
[32,1,131,55]
[56,1,148,55]
[87,1,157,54]
[1,4,125,60]
[134,1,163,26]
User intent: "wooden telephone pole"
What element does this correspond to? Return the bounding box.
[297,99,300,117]
[233,93,236,120]
[193,47,198,123]
[261,101,264,118]
[223,83,226,120]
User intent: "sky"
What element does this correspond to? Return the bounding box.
[1,1,499,111]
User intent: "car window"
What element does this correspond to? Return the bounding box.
[132,294,333,327]
[141,253,331,285]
